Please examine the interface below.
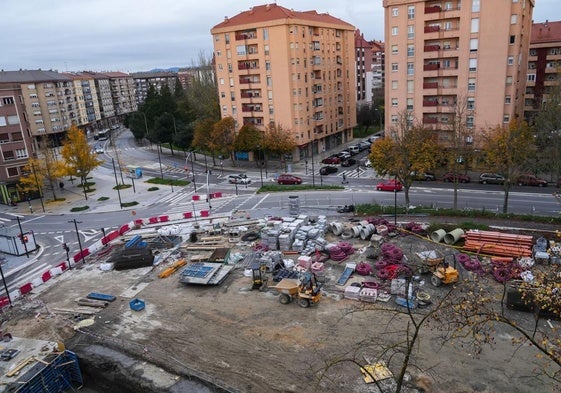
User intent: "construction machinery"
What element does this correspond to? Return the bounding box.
[273,272,322,308]
[430,254,459,287]
[251,263,268,291]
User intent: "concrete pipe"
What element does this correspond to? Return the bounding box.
[444,228,465,245]
[360,225,375,240]
[430,229,447,243]
[351,225,362,238]
[341,230,354,240]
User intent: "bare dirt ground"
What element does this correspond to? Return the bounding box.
[1,216,558,393]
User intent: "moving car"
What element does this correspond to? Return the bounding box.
[340,158,357,167]
[321,156,340,165]
[376,179,403,192]
[411,171,436,181]
[319,166,338,175]
[94,146,104,154]
[277,174,302,185]
[228,174,251,184]
[442,172,471,183]
[517,174,547,187]
[479,173,505,185]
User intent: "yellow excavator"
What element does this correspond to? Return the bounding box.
[273,272,322,308]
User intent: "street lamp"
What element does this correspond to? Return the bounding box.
[394,174,398,226]
[30,162,45,213]
[0,257,12,307]
[69,219,84,265]
[189,150,197,192]
[15,216,29,258]
[111,158,123,209]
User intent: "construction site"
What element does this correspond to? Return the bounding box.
[0,208,559,393]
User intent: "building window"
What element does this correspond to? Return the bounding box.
[471,18,479,33]
[505,95,511,104]
[392,80,398,90]
[391,115,398,124]
[407,98,413,110]
[229,78,234,87]
[407,45,414,56]
[470,38,478,52]
[407,63,414,75]
[216,50,221,57]
[472,0,480,12]
[264,45,270,56]
[467,98,475,110]
[509,35,515,44]
[263,28,269,40]
[391,98,398,107]
[408,5,415,19]
[407,80,414,93]
[236,45,246,55]
[266,61,271,71]
[0,117,6,127]
[392,45,398,54]
[467,116,474,128]
[392,26,398,36]
[392,7,398,16]
[503,115,510,123]
[528,74,536,82]
[391,63,398,71]
[222,105,227,113]
[468,78,476,91]
[407,25,414,39]
[267,76,272,87]
[507,56,514,65]
[469,59,477,72]
[15,149,27,158]
[511,14,518,24]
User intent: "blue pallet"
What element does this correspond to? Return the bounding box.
[129,298,145,311]
[337,267,354,286]
[87,292,116,302]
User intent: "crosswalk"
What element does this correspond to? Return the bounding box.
[0,212,24,226]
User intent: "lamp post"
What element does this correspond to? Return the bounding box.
[30,163,45,212]
[311,144,316,187]
[15,216,29,258]
[0,257,12,307]
[394,174,398,226]
[157,144,164,180]
[257,146,264,187]
[111,158,123,209]
[189,150,197,192]
[69,219,84,265]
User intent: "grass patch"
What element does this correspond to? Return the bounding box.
[45,198,66,204]
[85,188,96,193]
[78,181,95,188]
[147,187,159,191]
[70,206,89,212]
[98,196,109,201]
[113,184,132,190]
[146,177,189,186]
[121,201,139,208]
[258,184,344,193]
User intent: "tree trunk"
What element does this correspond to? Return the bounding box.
[502,186,510,214]
[404,186,411,208]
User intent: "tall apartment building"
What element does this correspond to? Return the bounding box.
[383,0,534,143]
[525,20,561,123]
[355,30,376,106]
[63,73,102,127]
[211,3,357,162]
[131,71,178,104]
[0,83,35,200]
[104,72,137,117]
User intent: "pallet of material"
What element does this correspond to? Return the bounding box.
[463,230,533,257]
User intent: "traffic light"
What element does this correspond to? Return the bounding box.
[18,234,28,243]
[23,236,28,243]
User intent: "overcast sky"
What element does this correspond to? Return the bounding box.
[1,0,559,73]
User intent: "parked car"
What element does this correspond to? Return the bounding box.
[348,146,360,155]
[94,146,104,154]
[442,172,471,183]
[376,179,403,192]
[319,166,338,175]
[277,174,302,185]
[321,155,340,165]
[341,158,357,167]
[336,151,351,160]
[411,171,436,181]
[228,174,251,184]
[358,141,371,151]
[517,174,547,187]
[479,173,505,185]
[368,134,382,143]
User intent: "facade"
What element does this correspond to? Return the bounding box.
[383,0,534,144]
[525,20,561,123]
[131,71,178,104]
[63,73,102,127]
[104,72,137,117]
[371,40,385,94]
[0,83,35,201]
[355,30,376,106]
[211,3,357,162]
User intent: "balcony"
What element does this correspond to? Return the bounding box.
[425,5,441,14]
[235,31,257,41]
[242,104,263,112]
[424,63,440,71]
[423,100,439,107]
[424,45,440,52]
[423,82,438,89]
[424,26,440,33]
[238,61,259,70]
[239,77,260,84]
[423,117,438,124]
[241,90,261,98]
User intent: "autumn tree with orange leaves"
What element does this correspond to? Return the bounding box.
[262,123,297,171]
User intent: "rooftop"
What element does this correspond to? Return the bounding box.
[531,20,561,44]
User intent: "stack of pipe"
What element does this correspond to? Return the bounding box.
[462,230,533,257]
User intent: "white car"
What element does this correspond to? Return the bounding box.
[228,174,251,184]
[94,147,104,154]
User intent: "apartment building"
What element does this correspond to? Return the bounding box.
[355,30,376,106]
[211,3,357,162]
[0,83,35,201]
[383,0,534,143]
[525,20,561,123]
[104,72,137,117]
[131,71,178,104]
[63,73,102,127]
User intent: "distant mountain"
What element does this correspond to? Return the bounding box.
[147,67,180,73]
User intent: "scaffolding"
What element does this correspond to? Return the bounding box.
[5,350,83,393]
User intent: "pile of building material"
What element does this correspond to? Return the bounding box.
[259,215,328,254]
[462,230,533,257]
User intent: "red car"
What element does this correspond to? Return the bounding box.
[376,179,403,192]
[321,156,340,165]
[277,174,302,185]
[442,172,471,183]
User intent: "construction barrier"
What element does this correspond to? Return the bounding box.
[192,195,200,201]
[19,283,32,295]
[149,217,158,224]
[159,215,169,222]
[183,212,193,219]
[119,224,130,234]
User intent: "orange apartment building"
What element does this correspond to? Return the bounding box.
[383,0,534,144]
[525,20,561,123]
[211,3,357,162]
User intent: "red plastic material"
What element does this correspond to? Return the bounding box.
[148,217,158,224]
[119,224,130,234]
[192,195,200,201]
[183,212,192,219]
[159,215,169,222]
[214,192,222,198]
[42,271,52,282]
[200,210,210,217]
[19,283,32,295]
[57,262,68,271]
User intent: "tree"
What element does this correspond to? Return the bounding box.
[150,112,175,155]
[356,103,375,133]
[369,111,440,207]
[60,125,103,199]
[183,53,220,123]
[173,119,194,154]
[126,112,148,140]
[480,118,534,213]
[233,124,262,153]
[192,119,214,154]
[262,123,297,170]
[533,79,561,180]
[209,117,236,165]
